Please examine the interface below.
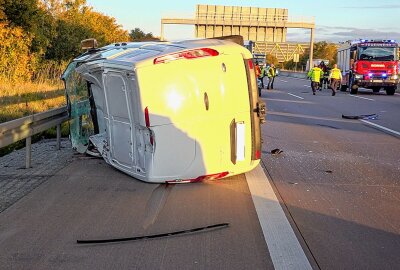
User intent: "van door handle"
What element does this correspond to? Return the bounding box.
[204,92,209,111]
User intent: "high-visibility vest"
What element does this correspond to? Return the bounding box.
[308,67,323,82]
[255,66,261,77]
[267,67,275,77]
[330,68,342,80]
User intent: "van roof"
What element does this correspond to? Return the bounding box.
[73,39,252,68]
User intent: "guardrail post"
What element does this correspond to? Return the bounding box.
[26,136,32,169]
[56,124,61,150]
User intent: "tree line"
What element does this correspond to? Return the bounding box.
[284,41,338,70]
[0,0,157,83]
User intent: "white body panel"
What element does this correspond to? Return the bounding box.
[65,40,263,183]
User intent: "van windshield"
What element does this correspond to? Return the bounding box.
[357,46,397,61]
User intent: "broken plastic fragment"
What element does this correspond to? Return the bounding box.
[271,148,283,155]
[76,223,229,244]
[342,113,378,120]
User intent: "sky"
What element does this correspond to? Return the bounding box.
[86,0,400,42]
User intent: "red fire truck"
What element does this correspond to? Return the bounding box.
[337,39,399,95]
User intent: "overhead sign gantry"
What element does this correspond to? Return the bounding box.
[161,4,315,66]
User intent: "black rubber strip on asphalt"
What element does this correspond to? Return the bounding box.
[76,223,229,244]
[342,113,378,120]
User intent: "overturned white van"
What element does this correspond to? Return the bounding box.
[62,38,266,183]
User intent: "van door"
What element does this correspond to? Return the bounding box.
[103,71,135,169]
[62,63,94,153]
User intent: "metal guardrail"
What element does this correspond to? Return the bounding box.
[0,107,70,168]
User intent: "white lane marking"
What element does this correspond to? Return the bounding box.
[395,93,400,96]
[280,80,288,82]
[288,93,305,100]
[349,94,374,101]
[246,165,313,270]
[360,120,400,136]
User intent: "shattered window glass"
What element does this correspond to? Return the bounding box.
[63,63,94,153]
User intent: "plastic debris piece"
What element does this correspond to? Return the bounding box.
[342,113,378,120]
[77,223,229,244]
[271,148,283,155]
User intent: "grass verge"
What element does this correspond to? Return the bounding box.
[0,81,69,156]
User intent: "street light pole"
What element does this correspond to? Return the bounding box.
[309,27,314,70]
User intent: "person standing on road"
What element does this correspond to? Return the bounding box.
[260,63,269,89]
[319,61,329,89]
[255,62,264,90]
[308,64,323,95]
[266,64,276,89]
[255,62,262,82]
[329,64,342,96]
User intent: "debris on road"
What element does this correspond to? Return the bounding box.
[342,113,378,120]
[76,223,229,245]
[271,148,283,155]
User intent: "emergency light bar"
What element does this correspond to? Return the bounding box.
[351,39,397,45]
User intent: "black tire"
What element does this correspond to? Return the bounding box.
[340,84,348,92]
[385,86,396,95]
[350,84,358,94]
[372,87,380,93]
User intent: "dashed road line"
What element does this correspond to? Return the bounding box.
[246,165,313,270]
[360,120,400,136]
[288,93,305,100]
[395,93,400,96]
[349,94,375,101]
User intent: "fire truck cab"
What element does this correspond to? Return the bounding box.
[337,39,399,95]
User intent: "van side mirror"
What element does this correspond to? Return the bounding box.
[81,38,98,50]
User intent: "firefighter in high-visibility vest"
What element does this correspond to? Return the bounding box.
[329,64,342,96]
[255,62,264,89]
[266,64,276,89]
[307,64,323,95]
